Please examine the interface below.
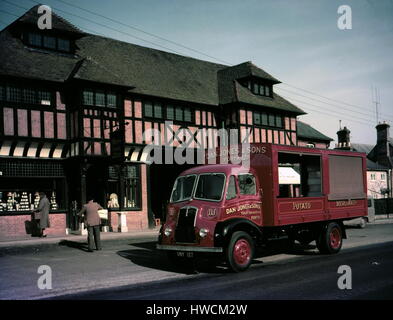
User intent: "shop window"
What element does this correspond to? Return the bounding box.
[278,152,322,198]
[106,165,141,210]
[238,174,256,195]
[124,165,141,209]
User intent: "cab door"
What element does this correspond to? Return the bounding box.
[236,173,263,225]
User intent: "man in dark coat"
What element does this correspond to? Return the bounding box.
[34,192,50,237]
[78,197,103,252]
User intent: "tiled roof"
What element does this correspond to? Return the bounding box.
[297,121,333,142]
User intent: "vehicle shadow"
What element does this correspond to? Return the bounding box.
[117,241,321,274]
[58,240,91,252]
[117,241,233,274]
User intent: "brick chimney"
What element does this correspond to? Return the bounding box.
[336,126,351,150]
[375,122,392,168]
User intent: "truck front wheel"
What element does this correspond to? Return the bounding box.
[316,222,343,254]
[226,231,254,272]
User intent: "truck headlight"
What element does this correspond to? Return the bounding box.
[164,227,173,237]
[199,228,209,238]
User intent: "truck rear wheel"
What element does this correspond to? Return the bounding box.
[316,222,343,254]
[226,231,254,272]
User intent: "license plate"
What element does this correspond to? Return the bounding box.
[176,251,193,258]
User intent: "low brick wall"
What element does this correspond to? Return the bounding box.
[0,213,67,240]
[109,211,148,232]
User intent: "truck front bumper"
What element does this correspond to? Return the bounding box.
[156,244,223,253]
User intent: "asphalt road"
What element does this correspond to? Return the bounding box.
[1,223,393,300]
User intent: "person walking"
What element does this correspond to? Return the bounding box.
[33,192,50,237]
[78,197,103,252]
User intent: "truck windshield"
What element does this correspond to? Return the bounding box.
[194,173,226,201]
[170,175,196,202]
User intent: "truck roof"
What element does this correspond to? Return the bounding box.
[180,164,254,176]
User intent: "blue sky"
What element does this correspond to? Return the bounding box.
[1,0,392,145]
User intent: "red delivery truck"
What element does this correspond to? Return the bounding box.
[157,143,367,272]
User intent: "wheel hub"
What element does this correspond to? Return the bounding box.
[233,239,251,266]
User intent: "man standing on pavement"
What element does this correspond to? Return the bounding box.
[78,197,103,252]
[33,192,50,238]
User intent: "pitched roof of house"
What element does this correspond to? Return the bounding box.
[0,6,306,114]
[351,143,390,171]
[297,121,333,142]
[16,4,85,36]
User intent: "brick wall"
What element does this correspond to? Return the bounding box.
[0,213,67,240]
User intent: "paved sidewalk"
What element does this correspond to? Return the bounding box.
[0,227,160,249]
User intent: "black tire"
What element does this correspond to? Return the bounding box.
[226,231,254,272]
[316,222,343,254]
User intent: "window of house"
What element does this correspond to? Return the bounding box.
[253,111,282,128]
[38,90,52,105]
[27,32,72,53]
[238,174,256,195]
[144,101,163,118]
[83,91,94,106]
[370,173,376,181]
[175,107,183,121]
[166,105,174,120]
[95,92,106,107]
[226,175,237,200]
[58,38,70,52]
[0,85,4,101]
[261,112,268,126]
[265,86,270,96]
[28,33,42,46]
[243,79,272,97]
[6,87,21,103]
[43,36,56,49]
[23,88,37,104]
[107,93,116,107]
[381,173,386,180]
[184,108,192,122]
[154,103,163,118]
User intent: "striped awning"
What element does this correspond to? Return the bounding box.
[124,145,152,163]
[0,141,68,159]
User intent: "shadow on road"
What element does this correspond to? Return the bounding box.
[116,241,237,274]
[58,240,91,252]
[116,240,318,274]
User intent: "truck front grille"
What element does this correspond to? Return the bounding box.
[175,207,197,243]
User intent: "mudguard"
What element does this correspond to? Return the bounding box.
[214,218,263,247]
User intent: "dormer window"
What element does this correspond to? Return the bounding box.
[243,79,272,98]
[25,31,72,53]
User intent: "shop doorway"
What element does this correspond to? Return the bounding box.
[150,163,195,222]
